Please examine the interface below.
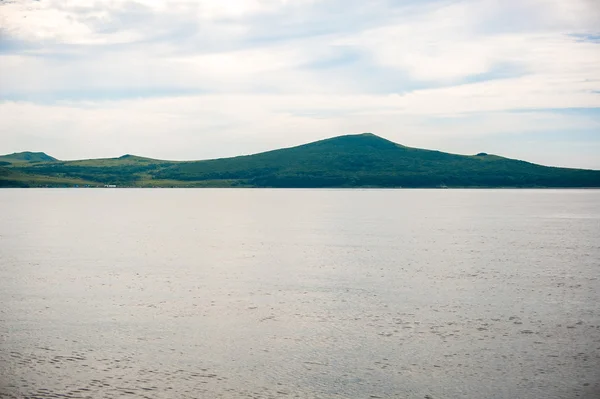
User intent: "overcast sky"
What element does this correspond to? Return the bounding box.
[1,0,599,168]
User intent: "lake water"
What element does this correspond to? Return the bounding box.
[0,189,599,399]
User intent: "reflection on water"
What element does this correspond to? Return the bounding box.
[1,189,599,399]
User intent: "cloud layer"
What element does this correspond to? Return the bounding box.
[1,0,599,168]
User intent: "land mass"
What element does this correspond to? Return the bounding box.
[1,133,599,188]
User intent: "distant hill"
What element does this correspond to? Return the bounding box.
[1,133,599,188]
[0,151,57,165]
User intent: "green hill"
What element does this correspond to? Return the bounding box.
[0,151,57,165]
[1,133,599,187]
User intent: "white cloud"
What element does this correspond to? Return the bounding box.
[345,0,600,82]
[0,0,324,45]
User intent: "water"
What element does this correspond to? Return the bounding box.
[0,189,599,399]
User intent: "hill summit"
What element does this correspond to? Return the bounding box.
[0,151,57,164]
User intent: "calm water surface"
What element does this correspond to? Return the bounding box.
[0,189,599,399]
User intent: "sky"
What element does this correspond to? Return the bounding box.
[0,0,599,168]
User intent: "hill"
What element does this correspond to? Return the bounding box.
[1,133,599,188]
[0,151,57,165]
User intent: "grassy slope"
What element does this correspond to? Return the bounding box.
[0,151,57,165]
[150,134,600,187]
[2,154,179,187]
[2,134,600,187]
[0,167,97,188]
